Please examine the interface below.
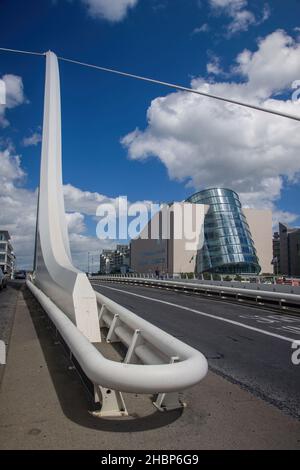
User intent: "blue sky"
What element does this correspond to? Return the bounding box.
[0,0,300,269]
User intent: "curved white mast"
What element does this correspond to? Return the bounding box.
[34,51,100,343]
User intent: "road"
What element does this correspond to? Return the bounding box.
[92,280,300,420]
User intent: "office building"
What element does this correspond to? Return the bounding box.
[0,230,15,276]
[130,202,207,275]
[99,245,130,274]
[279,223,300,276]
[131,188,273,275]
[187,189,263,274]
[272,231,281,275]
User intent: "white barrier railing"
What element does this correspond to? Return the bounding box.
[27,280,208,416]
[92,276,300,311]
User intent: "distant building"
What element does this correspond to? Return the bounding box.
[130,202,207,275]
[100,249,115,274]
[114,245,130,273]
[243,208,273,274]
[99,245,130,274]
[131,188,273,276]
[0,230,15,277]
[279,223,300,276]
[187,189,273,275]
[272,231,281,275]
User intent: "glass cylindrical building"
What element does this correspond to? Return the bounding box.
[186,188,260,274]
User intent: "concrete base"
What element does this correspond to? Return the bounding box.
[0,286,300,450]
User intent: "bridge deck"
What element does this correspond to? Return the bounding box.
[0,284,299,450]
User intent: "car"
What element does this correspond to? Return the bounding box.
[14,270,26,280]
[0,268,7,289]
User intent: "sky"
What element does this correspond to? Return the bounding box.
[0,0,300,271]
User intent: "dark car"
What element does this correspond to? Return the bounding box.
[14,270,26,280]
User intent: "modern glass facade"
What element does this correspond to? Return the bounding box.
[186,188,261,274]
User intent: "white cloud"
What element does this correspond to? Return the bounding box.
[210,0,246,6]
[22,132,42,147]
[271,210,299,229]
[0,147,152,270]
[234,30,300,97]
[65,212,86,234]
[0,148,37,269]
[63,183,115,215]
[68,233,115,272]
[227,8,255,34]
[0,149,113,269]
[206,55,224,75]
[0,74,26,127]
[208,0,270,35]
[122,30,300,228]
[192,23,210,35]
[261,3,271,22]
[63,183,153,217]
[81,0,138,22]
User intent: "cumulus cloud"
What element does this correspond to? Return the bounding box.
[0,147,151,270]
[0,74,26,127]
[0,148,37,269]
[65,212,86,234]
[208,0,270,35]
[63,183,116,215]
[81,0,138,22]
[206,55,224,75]
[234,30,300,97]
[22,132,42,147]
[0,148,103,269]
[192,23,210,35]
[122,30,300,227]
[63,183,153,217]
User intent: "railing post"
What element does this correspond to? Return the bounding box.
[98,304,107,328]
[153,356,186,412]
[124,329,142,364]
[93,385,128,418]
[106,313,120,343]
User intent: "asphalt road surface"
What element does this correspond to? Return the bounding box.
[92,280,300,420]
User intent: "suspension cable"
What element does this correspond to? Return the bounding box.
[0,47,45,56]
[0,46,299,122]
[58,55,300,122]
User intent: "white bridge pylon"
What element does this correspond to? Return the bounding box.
[27,50,208,415]
[34,51,101,343]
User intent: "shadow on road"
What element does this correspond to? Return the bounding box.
[23,286,183,432]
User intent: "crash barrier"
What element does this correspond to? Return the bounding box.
[93,276,300,313]
[27,279,208,416]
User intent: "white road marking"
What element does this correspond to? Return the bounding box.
[280,326,300,335]
[92,283,297,344]
[239,313,300,335]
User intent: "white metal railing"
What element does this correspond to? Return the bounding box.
[92,272,300,283]
[27,279,208,416]
[92,276,300,311]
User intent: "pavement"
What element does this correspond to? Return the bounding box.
[0,281,23,383]
[0,283,300,449]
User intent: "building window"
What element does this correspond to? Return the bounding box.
[186,188,260,275]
